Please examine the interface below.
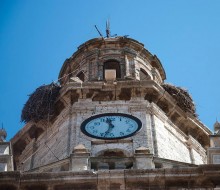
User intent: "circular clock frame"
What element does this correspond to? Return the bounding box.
[80,113,142,140]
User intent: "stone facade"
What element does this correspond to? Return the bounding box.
[1,36,220,189]
[11,99,209,172]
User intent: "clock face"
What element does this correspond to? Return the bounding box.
[80,113,142,140]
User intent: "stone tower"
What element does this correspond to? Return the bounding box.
[11,36,211,172]
[2,36,220,190]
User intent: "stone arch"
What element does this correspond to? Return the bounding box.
[138,62,152,79]
[140,68,151,80]
[91,148,133,170]
[95,148,131,157]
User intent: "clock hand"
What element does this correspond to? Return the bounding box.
[104,127,113,135]
[104,118,114,136]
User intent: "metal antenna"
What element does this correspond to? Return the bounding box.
[95,21,117,39]
[106,19,110,38]
[94,25,104,38]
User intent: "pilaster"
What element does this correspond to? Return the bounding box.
[70,144,90,171]
[134,146,155,169]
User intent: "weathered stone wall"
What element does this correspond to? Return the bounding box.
[154,114,207,164]
[19,98,207,171]
[192,148,205,164]
[154,115,191,163]
[20,109,70,171]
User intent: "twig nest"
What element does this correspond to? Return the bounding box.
[162,83,197,117]
[21,83,61,123]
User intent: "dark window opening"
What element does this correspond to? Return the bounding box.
[103,60,121,79]
[76,71,85,82]
[154,163,163,168]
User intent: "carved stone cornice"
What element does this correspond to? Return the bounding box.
[1,165,220,188]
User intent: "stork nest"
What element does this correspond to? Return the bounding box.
[162,83,197,117]
[21,83,61,123]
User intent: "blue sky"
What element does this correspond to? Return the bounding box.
[1,0,220,140]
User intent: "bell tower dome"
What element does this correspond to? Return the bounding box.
[58,37,166,85]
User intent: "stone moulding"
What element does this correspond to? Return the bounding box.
[0,165,220,189]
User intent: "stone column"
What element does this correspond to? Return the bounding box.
[70,144,90,171]
[151,68,157,80]
[98,62,103,80]
[186,137,195,165]
[134,146,155,169]
[125,55,130,77]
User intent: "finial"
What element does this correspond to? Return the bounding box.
[0,123,7,142]
[214,119,220,135]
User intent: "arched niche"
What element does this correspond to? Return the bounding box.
[96,149,130,157]
[140,68,151,80]
[91,149,133,170]
[103,60,121,79]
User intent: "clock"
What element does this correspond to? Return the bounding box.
[80,113,142,140]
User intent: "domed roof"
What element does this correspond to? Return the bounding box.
[58,37,166,84]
